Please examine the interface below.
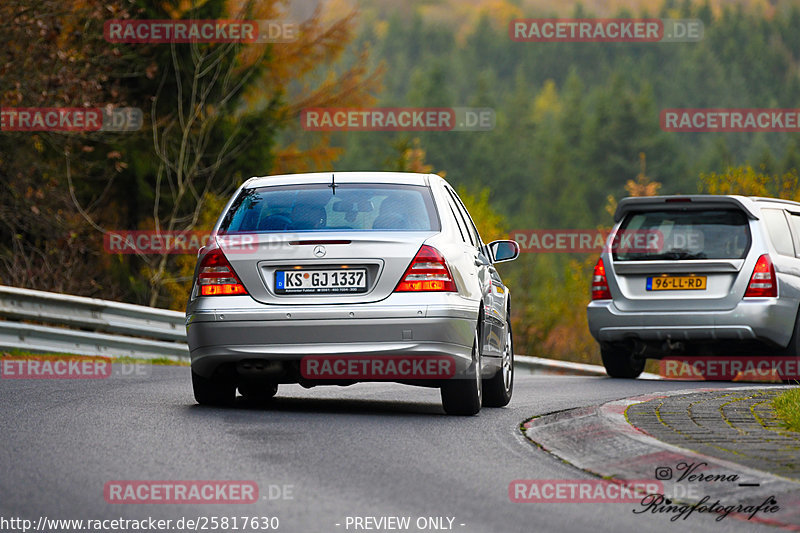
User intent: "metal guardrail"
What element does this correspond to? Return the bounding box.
[515,355,608,376]
[515,355,661,379]
[0,285,188,360]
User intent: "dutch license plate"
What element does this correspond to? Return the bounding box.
[275,269,367,294]
[646,276,707,291]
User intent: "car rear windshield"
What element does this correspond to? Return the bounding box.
[614,209,751,261]
[218,183,440,233]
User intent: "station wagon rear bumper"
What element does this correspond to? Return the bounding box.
[587,298,797,348]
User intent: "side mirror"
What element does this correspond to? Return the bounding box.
[488,240,520,263]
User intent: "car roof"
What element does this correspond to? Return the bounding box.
[243,172,435,189]
[613,194,800,222]
[750,196,800,211]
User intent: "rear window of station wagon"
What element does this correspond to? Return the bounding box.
[613,209,751,261]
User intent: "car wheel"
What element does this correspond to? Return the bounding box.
[601,345,645,379]
[238,381,279,404]
[441,329,482,416]
[778,312,800,383]
[781,310,800,357]
[483,317,513,407]
[192,369,236,406]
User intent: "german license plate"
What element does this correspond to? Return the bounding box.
[275,269,367,294]
[646,276,707,291]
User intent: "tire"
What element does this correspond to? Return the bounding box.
[777,311,800,382]
[441,329,482,416]
[238,382,278,404]
[782,309,800,357]
[483,318,513,407]
[192,370,236,406]
[601,345,645,379]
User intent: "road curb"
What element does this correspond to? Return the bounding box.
[521,386,800,529]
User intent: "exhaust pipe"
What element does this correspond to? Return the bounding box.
[236,360,285,377]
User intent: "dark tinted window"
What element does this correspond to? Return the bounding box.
[445,193,472,245]
[219,184,440,233]
[445,196,468,243]
[446,187,482,247]
[614,209,751,261]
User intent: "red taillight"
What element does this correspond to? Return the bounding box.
[591,257,612,300]
[197,248,248,296]
[394,245,457,292]
[744,254,777,298]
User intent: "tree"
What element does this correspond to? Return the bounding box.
[0,0,139,296]
[0,0,382,309]
[699,166,800,201]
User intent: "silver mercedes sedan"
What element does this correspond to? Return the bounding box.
[186,172,519,415]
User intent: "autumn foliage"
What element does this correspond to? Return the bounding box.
[0,0,381,308]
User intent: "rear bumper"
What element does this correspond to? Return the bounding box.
[186,296,479,378]
[587,298,797,348]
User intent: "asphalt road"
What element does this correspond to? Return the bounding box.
[0,366,788,533]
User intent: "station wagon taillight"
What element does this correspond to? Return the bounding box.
[197,248,248,296]
[744,254,777,298]
[591,258,612,300]
[394,245,457,292]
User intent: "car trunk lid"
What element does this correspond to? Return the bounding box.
[219,232,435,305]
[608,205,753,312]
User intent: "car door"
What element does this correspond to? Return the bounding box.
[444,185,503,358]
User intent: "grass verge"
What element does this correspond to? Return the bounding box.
[1,349,189,366]
[772,387,800,433]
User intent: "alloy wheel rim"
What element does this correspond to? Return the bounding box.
[502,329,513,391]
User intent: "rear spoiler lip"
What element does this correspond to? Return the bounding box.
[614,195,761,223]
